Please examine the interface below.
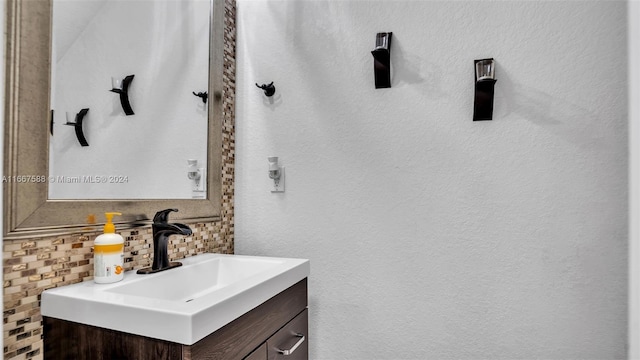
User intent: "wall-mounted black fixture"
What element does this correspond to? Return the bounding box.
[50,109,54,136]
[110,75,135,115]
[256,82,276,97]
[192,91,208,104]
[473,58,497,121]
[64,108,90,146]
[371,32,392,89]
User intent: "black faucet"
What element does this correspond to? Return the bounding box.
[137,209,193,274]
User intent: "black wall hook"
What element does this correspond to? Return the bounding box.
[64,108,90,146]
[256,82,276,97]
[110,74,135,115]
[192,91,208,104]
[371,32,392,89]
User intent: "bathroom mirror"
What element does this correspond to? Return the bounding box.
[3,0,225,239]
[48,0,209,200]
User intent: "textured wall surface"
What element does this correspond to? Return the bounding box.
[2,1,236,358]
[630,2,640,356]
[235,1,628,359]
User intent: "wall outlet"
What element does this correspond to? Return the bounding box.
[271,167,285,193]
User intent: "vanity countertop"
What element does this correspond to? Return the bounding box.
[41,253,310,344]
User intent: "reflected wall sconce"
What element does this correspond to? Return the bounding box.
[50,109,54,136]
[192,91,208,104]
[110,75,135,115]
[256,82,276,97]
[473,58,497,121]
[64,108,90,147]
[371,32,392,89]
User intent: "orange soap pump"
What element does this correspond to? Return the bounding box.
[94,212,125,284]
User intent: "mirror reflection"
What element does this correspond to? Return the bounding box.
[48,0,210,199]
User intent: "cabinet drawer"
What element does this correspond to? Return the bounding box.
[244,343,267,360]
[267,309,308,360]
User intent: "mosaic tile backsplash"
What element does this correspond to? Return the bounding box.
[3,1,237,358]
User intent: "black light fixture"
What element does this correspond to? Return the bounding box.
[371,32,392,89]
[110,75,135,115]
[473,58,497,121]
[64,108,90,146]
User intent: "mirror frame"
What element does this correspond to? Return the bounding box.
[3,0,224,239]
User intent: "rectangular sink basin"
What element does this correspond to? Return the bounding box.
[106,255,285,302]
[41,253,309,345]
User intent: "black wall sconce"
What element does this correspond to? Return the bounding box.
[371,32,392,89]
[110,75,135,115]
[473,58,497,121]
[256,82,276,97]
[64,108,90,147]
[192,91,208,104]
[50,109,54,136]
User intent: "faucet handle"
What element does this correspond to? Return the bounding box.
[153,208,179,224]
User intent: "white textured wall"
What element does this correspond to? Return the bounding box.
[630,1,640,357]
[235,1,628,359]
[49,0,209,199]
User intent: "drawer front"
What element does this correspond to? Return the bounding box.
[267,309,308,360]
[244,343,268,360]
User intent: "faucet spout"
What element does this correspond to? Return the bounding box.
[151,223,192,271]
[137,209,193,274]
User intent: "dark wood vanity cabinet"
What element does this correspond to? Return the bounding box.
[244,308,308,360]
[44,279,308,360]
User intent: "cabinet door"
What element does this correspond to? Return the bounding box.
[267,309,308,360]
[244,343,268,360]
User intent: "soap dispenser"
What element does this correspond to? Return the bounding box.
[94,212,125,284]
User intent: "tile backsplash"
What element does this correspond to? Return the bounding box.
[2,1,237,358]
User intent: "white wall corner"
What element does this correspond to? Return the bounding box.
[629,1,639,358]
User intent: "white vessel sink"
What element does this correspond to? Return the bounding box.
[41,253,310,345]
